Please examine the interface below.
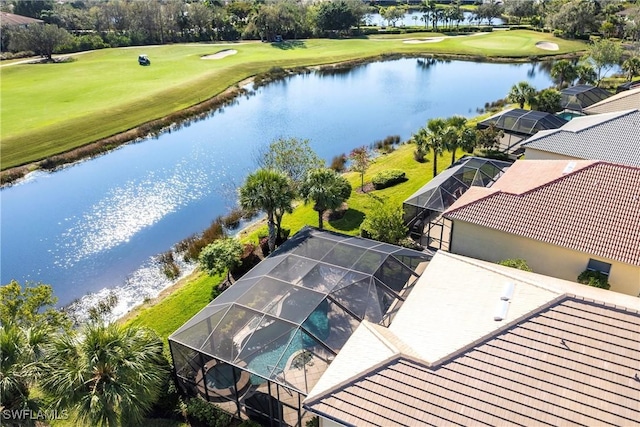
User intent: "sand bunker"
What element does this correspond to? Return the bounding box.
[403,37,445,44]
[535,41,559,51]
[202,49,237,60]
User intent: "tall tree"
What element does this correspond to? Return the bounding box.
[256,137,324,190]
[530,88,562,113]
[547,0,598,39]
[550,59,577,88]
[348,146,371,192]
[199,238,243,282]
[239,169,295,252]
[444,116,477,165]
[622,56,640,82]
[504,0,536,24]
[507,81,536,109]
[0,281,70,417]
[40,323,169,427]
[9,24,72,60]
[412,119,446,177]
[299,168,351,230]
[583,38,623,85]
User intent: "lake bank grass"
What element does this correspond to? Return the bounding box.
[1,30,586,171]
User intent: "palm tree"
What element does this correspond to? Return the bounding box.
[575,63,597,85]
[0,324,46,419]
[444,116,477,165]
[413,118,447,178]
[622,56,640,82]
[40,323,169,427]
[299,168,351,230]
[239,168,295,252]
[507,81,536,109]
[550,59,577,88]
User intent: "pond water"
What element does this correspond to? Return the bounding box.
[365,10,504,28]
[0,58,553,316]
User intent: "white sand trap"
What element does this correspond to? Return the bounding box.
[535,41,559,51]
[202,49,237,60]
[403,37,445,44]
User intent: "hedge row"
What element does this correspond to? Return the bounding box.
[372,169,406,189]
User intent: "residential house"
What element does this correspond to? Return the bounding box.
[442,160,640,297]
[522,109,640,167]
[583,87,640,115]
[304,251,640,426]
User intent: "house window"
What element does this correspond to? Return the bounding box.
[587,259,612,276]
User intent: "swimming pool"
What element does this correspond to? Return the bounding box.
[246,301,330,385]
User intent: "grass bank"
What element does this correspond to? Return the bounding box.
[1,31,586,171]
[122,141,456,340]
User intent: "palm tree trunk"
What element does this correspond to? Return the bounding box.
[267,213,276,252]
[451,147,457,165]
[432,149,438,178]
[317,210,324,230]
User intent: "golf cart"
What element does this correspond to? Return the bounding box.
[138,54,150,66]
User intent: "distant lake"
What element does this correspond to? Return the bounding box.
[365,10,504,28]
[0,58,553,317]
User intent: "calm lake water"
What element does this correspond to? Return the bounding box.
[0,58,553,316]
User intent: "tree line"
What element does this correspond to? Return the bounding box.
[3,0,640,57]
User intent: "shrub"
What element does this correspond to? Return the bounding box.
[498,258,532,272]
[157,250,180,279]
[221,207,243,230]
[185,397,231,427]
[360,203,407,244]
[398,237,423,251]
[413,147,426,162]
[371,169,406,190]
[330,154,347,172]
[577,270,610,290]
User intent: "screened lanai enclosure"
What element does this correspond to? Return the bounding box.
[477,109,567,156]
[403,157,512,250]
[169,227,431,426]
[560,84,612,112]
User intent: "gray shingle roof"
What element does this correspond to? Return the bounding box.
[522,109,640,167]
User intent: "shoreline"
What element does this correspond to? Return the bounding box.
[0,45,581,187]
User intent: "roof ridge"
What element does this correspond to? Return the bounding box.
[569,109,637,132]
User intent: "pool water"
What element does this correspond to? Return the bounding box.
[246,302,330,385]
[206,364,241,389]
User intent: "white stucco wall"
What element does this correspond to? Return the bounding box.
[449,220,640,297]
[319,416,347,427]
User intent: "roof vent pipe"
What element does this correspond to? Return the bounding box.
[501,282,515,301]
[494,300,510,321]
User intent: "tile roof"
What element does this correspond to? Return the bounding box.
[0,12,43,26]
[444,160,640,266]
[304,252,640,427]
[583,87,640,115]
[521,109,640,167]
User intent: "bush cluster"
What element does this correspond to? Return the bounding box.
[185,397,232,427]
[577,270,610,290]
[371,169,406,190]
[372,135,401,153]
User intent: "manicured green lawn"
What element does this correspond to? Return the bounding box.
[124,272,222,341]
[1,31,586,169]
[127,141,456,340]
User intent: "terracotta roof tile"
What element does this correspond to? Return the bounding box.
[305,297,640,426]
[444,161,640,265]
